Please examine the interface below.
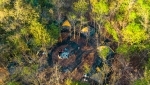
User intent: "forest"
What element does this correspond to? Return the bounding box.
[0,0,150,85]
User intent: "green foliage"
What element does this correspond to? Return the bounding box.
[0,1,58,84]
[133,58,150,85]
[0,0,150,84]
[7,33,30,56]
[97,46,112,60]
[7,81,21,85]
[29,20,51,47]
[136,0,150,32]
[117,43,150,55]
[0,0,39,31]
[48,23,59,40]
[116,44,143,55]
[100,47,109,59]
[21,66,32,76]
[116,44,129,55]
[137,0,150,15]
[115,1,137,22]
[0,0,10,6]
[115,12,124,21]
[31,64,39,71]
[0,0,58,65]
[25,0,38,6]
[92,0,109,15]
[13,0,39,23]
[68,12,77,24]
[65,78,89,85]
[25,0,52,8]
[73,0,88,16]
[92,0,109,23]
[83,63,90,74]
[129,11,138,22]
[118,1,128,13]
[21,64,38,76]
[65,78,72,85]
[122,22,148,45]
[105,21,119,42]
[8,34,25,47]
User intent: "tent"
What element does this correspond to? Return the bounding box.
[62,20,71,28]
[81,26,95,37]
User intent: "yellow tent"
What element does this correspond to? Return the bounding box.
[62,20,71,27]
[81,27,89,33]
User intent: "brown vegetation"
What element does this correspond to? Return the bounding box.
[0,67,9,84]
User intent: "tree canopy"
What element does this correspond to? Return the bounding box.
[0,0,150,84]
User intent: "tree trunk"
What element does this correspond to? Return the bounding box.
[96,33,99,47]
[73,24,76,39]
[86,37,89,46]
[98,24,101,44]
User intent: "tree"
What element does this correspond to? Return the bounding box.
[91,0,109,46]
[73,0,88,39]
[29,20,51,47]
[73,0,88,17]
[136,0,150,34]
[0,0,59,84]
[68,13,77,39]
[51,0,64,24]
[121,22,148,45]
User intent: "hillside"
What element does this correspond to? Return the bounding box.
[0,0,150,85]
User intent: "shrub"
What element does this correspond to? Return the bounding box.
[65,78,89,85]
[133,58,150,85]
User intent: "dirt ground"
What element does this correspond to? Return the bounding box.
[50,32,100,83]
[47,31,146,85]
